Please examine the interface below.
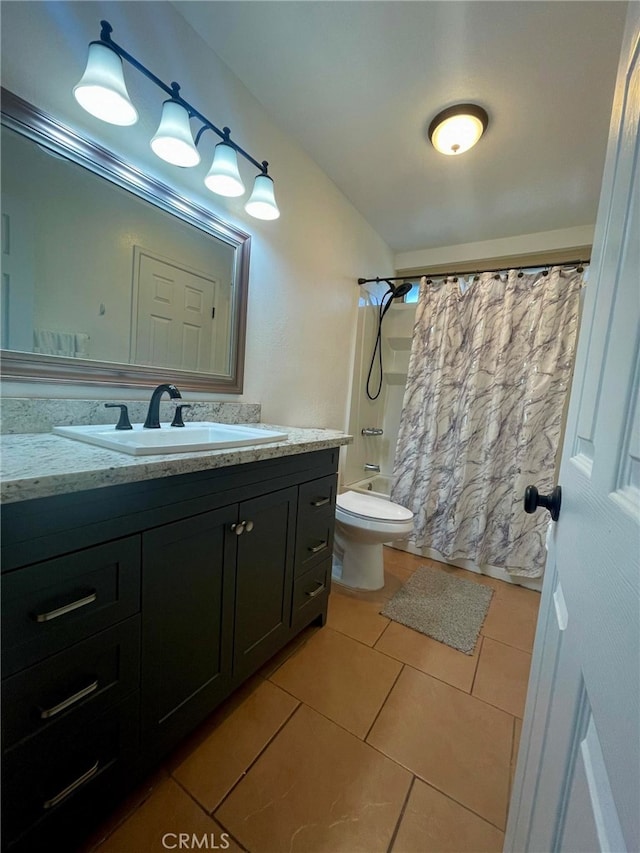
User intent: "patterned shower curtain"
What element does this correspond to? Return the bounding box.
[391,267,583,577]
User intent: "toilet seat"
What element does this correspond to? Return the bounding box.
[336,490,413,523]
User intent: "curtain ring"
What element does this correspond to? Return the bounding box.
[452,276,458,283]
[426,278,433,285]
[542,267,550,277]
[474,272,480,282]
[577,262,584,273]
[493,273,500,280]
[517,268,524,278]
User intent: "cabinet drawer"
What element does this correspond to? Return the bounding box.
[295,475,336,577]
[2,616,140,751]
[295,508,334,577]
[292,559,330,624]
[2,537,140,677]
[2,691,139,849]
[298,475,337,519]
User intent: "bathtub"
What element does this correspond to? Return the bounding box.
[348,474,391,499]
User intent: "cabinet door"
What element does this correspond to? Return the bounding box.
[141,506,236,761]
[233,487,297,682]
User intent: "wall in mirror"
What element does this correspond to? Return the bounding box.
[0,89,250,393]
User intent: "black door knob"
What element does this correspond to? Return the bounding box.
[524,485,562,522]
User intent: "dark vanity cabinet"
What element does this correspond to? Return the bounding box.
[0,449,337,852]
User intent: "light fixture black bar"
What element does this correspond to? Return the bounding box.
[98,20,268,175]
[357,259,590,285]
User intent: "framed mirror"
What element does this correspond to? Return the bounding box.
[0,88,250,393]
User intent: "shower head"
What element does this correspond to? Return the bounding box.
[382,280,412,302]
[390,281,412,298]
[380,280,412,320]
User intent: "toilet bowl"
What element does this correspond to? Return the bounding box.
[332,490,414,591]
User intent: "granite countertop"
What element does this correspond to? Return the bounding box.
[0,425,352,504]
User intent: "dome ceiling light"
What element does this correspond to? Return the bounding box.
[428,104,489,156]
[73,20,279,220]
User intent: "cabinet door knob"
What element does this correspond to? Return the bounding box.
[243,520,254,532]
[230,522,245,535]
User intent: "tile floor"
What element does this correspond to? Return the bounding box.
[86,548,540,853]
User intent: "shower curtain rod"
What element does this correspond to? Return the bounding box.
[357,258,590,286]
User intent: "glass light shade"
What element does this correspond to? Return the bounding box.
[204,142,245,197]
[73,42,138,126]
[244,174,280,220]
[150,100,200,167]
[429,105,488,156]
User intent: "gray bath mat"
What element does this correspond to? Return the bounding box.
[381,566,493,654]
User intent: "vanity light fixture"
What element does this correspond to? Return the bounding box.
[73,41,138,126]
[150,100,200,168]
[428,103,489,156]
[204,140,245,197]
[73,20,279,220]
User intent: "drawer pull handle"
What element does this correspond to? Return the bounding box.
[43,760,99,810]
[40,679,99,720]
[310,497,330,507]
[33,591,97,623]
[308,540,328,554]
[306,582,326,599]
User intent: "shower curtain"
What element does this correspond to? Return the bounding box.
[391,267,583,577]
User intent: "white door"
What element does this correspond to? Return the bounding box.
[0,195,35,352]
[132,250,216,372]
[506,8,639,852]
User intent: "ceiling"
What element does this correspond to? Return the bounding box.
[174,2,627,253]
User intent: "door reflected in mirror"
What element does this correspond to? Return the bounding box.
[0,89,250,393]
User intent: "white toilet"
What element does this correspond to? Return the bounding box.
[332,490,414,591]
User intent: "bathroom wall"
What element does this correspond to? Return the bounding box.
[0,1,394,430]
[395,225,594,273]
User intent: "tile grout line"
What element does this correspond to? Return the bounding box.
[182,700,304,818]
[325,608,391,649]
[372,752,510,835]
[386,775,416,853]
[168,775,250,851]
[481,632,535,657]
[398,660,515,712]
[88,773,170,851]
[469,634,484,695]
[415,775,510,836]
[372,618,393,648]
[364,663,405,742]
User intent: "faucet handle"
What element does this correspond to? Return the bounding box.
[171,404,192,428]
[104,403,132,430]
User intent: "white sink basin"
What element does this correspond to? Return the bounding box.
[53,422,289,456]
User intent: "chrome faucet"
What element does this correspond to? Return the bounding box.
[143,383,182,429]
